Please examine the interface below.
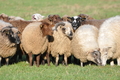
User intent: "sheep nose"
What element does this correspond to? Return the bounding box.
[15,36,21,44]
[69,31,73,36]
[72,22,77,26]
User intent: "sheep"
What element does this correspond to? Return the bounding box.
[67,15,106,31]
[32,13,44,21]
[62,15,70,21]
[0,14,63,63]
[81,19,106,29]
[71,24,102,67]
[98,15,120,66]
[67,16,82,31]
[49,21,74,66]
[0,20,20,66]
[21,20,56,67]
[78,14,94,20]
[9,16,24,21]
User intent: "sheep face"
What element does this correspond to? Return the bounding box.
[53,22,74,39]
[60,25,73,38]
[67,16,82,31]
[41,22,54,36]
[88,50,102,66]
[0,14,10,22]
[100,47,112,66]
[48,15,62,24]
[32,13,44,21]
[1,26,20,44]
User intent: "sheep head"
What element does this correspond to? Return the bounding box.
[67,16,82,31]
[78,14,94,21]
[0,13,10,22]
[62,15,70,21]
[40,21,54,37]
[48,15,62,24]
[53,22,74,39]
[0,26,20,44]
[87,49,102,66]
[100,47,112,66]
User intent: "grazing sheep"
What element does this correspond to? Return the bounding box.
[71,24,102,66]
[98,15,120,66]
[32,13,44,21]
[50,21,74,66]
[21,21,55,67]
[0,20,20,66]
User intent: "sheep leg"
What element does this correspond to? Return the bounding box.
[0,57,2,67]
[28,53,33,66]
[35,54,40,67]
[25,54,29,64]
[46,52,50,66]
[117,58,120,66]
[5,58,9,66]
[80,61,83,67]
[64,54,68,66]
[55,54,59,66]
[110,60,114,66]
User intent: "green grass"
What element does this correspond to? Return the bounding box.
[0,0,120,80]
[0,0,120,19]
[0,62,120,80]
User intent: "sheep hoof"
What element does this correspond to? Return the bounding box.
[55,63,58,66]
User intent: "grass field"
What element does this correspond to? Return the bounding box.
[0,0,120,80]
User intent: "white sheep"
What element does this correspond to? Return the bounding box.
[71,24,102,66]
[0,20,20,66]
[32,13,44,21]
[98,15,120,66]
[50,21,74,66]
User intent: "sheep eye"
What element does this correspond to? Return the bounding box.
[17,31,20,34]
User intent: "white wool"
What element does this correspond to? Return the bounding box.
[32,13,44,21]
[98,15,120,49]
[76,25,98,51]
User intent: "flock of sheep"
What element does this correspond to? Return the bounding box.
[0,13,120,67]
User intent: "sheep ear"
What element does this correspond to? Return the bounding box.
[0,29,9,35]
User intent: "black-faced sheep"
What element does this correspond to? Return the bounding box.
[67,16,82,31]
[71,24,102,66]
[98,15,120,66]
[49,21,74,66]
[21,21,55,67]
[0,20,20,66]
